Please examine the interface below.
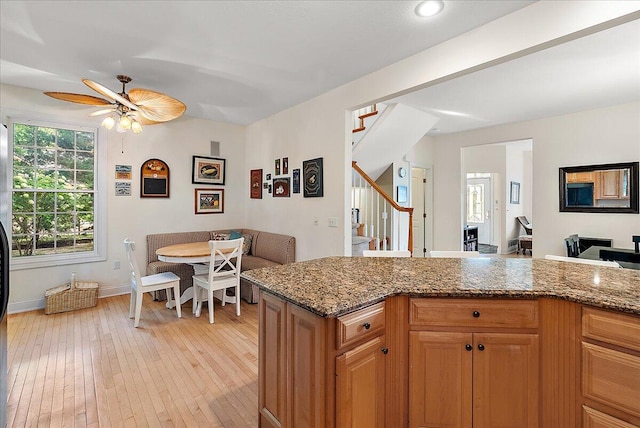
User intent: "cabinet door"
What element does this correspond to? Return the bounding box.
[568,172,595,183]
[259,293,287,428]
[336,335,386,427]
[473,333,539,428]
[597,170,622,199]
[409,331,473,428]
[287,303,327,428]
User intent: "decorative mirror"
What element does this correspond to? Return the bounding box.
[559,162,639,213]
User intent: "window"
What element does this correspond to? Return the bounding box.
[6,118,106,269]
[466,183,484,223]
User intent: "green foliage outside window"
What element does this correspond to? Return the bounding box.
[11,122,96,257]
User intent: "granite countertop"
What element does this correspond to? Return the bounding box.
[241,257,640,317]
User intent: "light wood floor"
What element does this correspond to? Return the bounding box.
[6,294,259,427]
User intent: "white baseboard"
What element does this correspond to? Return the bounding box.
[8,298,44,314]
[98,284,130,298]
[7,283,130,315]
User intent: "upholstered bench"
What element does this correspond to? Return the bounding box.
[518,234,532,255]
[146,229,295,303]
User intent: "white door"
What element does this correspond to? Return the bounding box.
[411,168,427,257]
[466,177,493,246]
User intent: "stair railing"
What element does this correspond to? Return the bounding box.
[352,104,378,133]
[352,161,413,255]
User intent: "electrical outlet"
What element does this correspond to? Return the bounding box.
[114,261,120,270]
[313,217,319,226]
[328,217,338,227]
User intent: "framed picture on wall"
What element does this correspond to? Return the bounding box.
[115,164,132,180]
[250,169,262,199]
[303,157,323,197]
[195,188,224,214]
[397,185,407,203]
[510,181,520,204]
[273,177,290,197]
[141,158,169,198]
[192,155,226,185]
[292,168,300,193]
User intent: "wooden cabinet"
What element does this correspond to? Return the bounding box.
[580,307,640,426]
[259,292,287,428]
[472,333,539,427]
[409,299,539,428]
[259,292,388,428]
[409,332,472,427]
[595,170,629,200]
[335,302,387,428]
[567,171,596,183]
[259,293,639,427]
[287,303,327,428]
[336,335,386,427]
[259,292,328,428]
[583,406,638,428]
[596,170,622,199]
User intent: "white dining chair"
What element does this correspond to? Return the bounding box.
[430,250,480,258]
[124,239,182,328]
[362,250,411,257]
[192,238,244,324]
[544,254,620,268]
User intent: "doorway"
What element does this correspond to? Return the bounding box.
[466,174,494,250]
[411,167,431,257]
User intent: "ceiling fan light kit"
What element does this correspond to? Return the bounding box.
[44,75,186,135]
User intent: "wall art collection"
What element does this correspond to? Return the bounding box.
[251,157,323,199]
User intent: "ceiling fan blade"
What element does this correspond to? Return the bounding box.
[82,78,139,112]
[128,111,163,126]
[128,88,187,122]
[44,92,112,106]
[89,108,117,117]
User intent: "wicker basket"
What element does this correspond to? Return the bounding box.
[44,280,99,315]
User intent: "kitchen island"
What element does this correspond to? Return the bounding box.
[242,257,640,428]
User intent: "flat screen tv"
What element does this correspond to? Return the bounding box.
[566,183,593,206]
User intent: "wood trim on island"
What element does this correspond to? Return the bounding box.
[258,292,640,428]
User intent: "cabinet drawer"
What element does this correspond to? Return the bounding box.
[582,406,636,428]
[582,343,640,418]
[582,307,640,352]
[336,302,385,350]
[409,298,538,329]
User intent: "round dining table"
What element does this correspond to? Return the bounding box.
[155,242,235,309]
[156,241,212,264]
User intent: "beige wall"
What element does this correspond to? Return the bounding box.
[244,2,639,261]
[427,102,640,257]
[2,84,246,311]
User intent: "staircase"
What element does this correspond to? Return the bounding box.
[350,101,437,255]
[352,102,438,181]
[352,161,413,255]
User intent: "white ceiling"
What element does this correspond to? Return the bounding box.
[387,18,640,135]
[1,1,638,133]
[0,0,533,126]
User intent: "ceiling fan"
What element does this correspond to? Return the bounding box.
[44,75,186,133]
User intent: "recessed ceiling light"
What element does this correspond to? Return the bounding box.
[415,0,445,17]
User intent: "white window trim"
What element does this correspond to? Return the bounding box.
[3,116,107,270]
